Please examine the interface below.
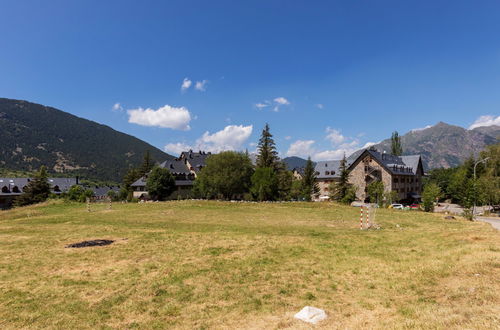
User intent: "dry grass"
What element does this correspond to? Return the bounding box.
[0,200,499,329]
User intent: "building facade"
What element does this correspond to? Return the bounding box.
[314,148,424,203]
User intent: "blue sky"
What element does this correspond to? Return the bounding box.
[1,0,499,160]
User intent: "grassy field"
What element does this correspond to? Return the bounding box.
[0,200,499,329]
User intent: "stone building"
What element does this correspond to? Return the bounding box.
[314,148,424,203]
[314,160,344,200]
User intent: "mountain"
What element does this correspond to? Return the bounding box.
[282,156,311,170]
[353,122,499,170]
[0,98,174,181]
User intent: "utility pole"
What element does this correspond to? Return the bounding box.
[473,157,490,219]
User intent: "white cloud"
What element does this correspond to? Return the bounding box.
[314,149,347,161]
[286,140,316,158]
[325,127,345,145]
[112,102,123,112]
[181,78,192,92]
[164,142,193,155]
[255,102,270,109]
[196,124,253,152]
[316,104,324,109]
[195,80,208,91]
[274,97,290,105]
[284,136,292,140]
[286,126,378,161]
[255,97,291,112]
[127,105,191,130]
[469,115,500,130]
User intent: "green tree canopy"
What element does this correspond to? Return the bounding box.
[146,166,176,201]
[256,123,279,169]
[194,151,254,200]
[251,167,278,201]
[14,166,51,207]
[330,154,352,203]
[422,182,441,212]
[139,150,155,177]
[367,181,384,206]
[391,131,403,156]
[301,157,319,201]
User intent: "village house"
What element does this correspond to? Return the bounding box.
[0,177,77,209]
[131,150,211,199]
[315,148,424,203]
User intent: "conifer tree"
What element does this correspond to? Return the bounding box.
[14,166,51,206]
[391,131,403,156]
[256,123,279,169]
[330,154,351,202]
[301,157,319,201]
[139,150,154,176]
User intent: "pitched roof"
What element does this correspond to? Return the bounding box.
[314,160,342,179]
[356,149,422,175]
[0,177,77,195]
[181,150,211,173]
[159,158,191,174]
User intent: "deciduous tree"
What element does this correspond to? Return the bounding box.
[146,166,175,201]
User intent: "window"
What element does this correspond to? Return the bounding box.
[12,186,20,193]
[2,186,9,193]
[394,178,399,183]
[325,171,330,175]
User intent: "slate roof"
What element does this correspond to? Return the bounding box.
[159,158,191,174]
[181,150,211,173]
[354,149,422,176]
[313,149,423,180]
[0,177,77,195]
[131,150,211,188]
[314,160,344,179]
[90,186,121,197]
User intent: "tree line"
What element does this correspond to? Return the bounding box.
[425,142,500,216]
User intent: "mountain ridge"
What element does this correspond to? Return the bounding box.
[0,98,174,181]
[285,122,499,170]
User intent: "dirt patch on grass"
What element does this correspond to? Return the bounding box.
[65,239,115,248]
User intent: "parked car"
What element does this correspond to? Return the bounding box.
[410,204,421,209]
[389,203,404,209]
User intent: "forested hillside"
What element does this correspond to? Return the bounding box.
[0,98,173,181]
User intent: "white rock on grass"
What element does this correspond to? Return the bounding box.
[294,306,327,324]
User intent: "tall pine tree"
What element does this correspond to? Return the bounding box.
[391,131,403,156]
[14,166,51,206]
[301,157,319,201]
[330,154,350,202]
[139,150,154,176]
[256,123,279,169]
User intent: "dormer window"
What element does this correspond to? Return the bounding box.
[325,171,330,175]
